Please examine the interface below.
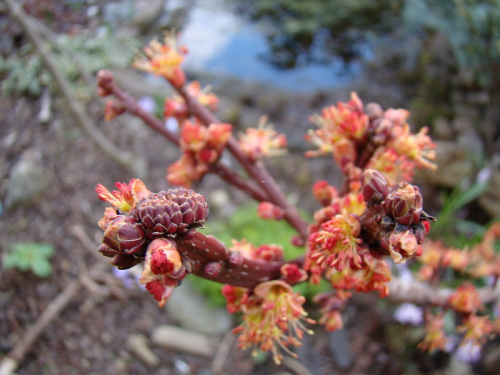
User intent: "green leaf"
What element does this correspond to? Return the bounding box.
[36,243,55,257]
[30,257,52,278]
[4,242,54,277]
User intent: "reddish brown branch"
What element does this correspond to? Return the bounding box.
[176,85,310,241]
[99,73,268,202]
[103,75,180,145]
[175,231,303,288]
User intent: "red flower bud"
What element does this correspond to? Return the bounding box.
[280,264,308,284]
[361,169,388,204]
[388,230,418,263]
[312,180,337,207]
[110,253,143,270]
[384,182,422,225]
[96,70,114,96]
[255,244,284,262]
[102,215,146,255]
[98,244,119,258]
[257,201,285,220]
[145,238,185,278]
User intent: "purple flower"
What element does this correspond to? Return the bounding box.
[456,341,481,363]
[393,302,423,325]
[112,267,142,289]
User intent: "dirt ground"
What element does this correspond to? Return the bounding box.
[1,2,497,375]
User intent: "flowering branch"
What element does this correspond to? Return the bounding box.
[97,71,269,202]
[92,32,500,364]
[175,83,310,241]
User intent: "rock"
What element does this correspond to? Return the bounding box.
[128,0,166,32]
[165,281,232,335]
[328,329,354,369]
[151,325,215,357]
[126,333,160,367]
[294,332,324,375]
[5,153,51,210]
[478,164,500,218]
[433,116,454,140]
[415,140,473,188]
[441,355,474,375]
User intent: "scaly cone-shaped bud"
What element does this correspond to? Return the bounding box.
[384,182,422,225]
[361,169,388,205]
[102,215,146,255]
[132,188,209,237]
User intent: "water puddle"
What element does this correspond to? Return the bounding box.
[175,1,367,92]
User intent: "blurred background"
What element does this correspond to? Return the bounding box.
[1,0,499,374]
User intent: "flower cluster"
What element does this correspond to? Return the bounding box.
[222,280,314,364]
[305,92,367,167]
[304,168,435,331]
[164,81,219,123]
[96,180,209,305]
[238,116,287,162]
[306,92,436,184]
[414,225,500,353]
[419,283,495,353]
[229,239,285,262]
[95,30,500,365]
[132,31,188,87]
[167,119,232,187]
[418,223,500,281]
[360,169,435,264]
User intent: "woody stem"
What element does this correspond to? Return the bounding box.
[175,231,304,288]
[99,74,269,202]
[177,85,310,242]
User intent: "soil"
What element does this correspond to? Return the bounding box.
[0,2,490,375]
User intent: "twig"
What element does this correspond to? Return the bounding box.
[101,75,270,202]
[211,332,236,374]
[0,280,81,375]
[177,84,311,241]
[176,231,304,288]
[26,15,95,90]
[282,356,316,375]
[69,225,104,261]
[388,277,500,306]
[4,0,144,178]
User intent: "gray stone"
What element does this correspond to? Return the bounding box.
[328,329,354,369]
[478,164,500,218]
[126,333,160,367]
[433,116,454,140]
[415,140,473,188]
[151,325,214,357]
[5,153,51,210]
[441,355,474,375]
[165,281,232,335]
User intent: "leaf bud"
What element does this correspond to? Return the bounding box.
[361,169,388,204]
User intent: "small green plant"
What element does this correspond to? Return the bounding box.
[430,180,490,247]
[4,242,55,278]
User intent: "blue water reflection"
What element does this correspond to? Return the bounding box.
[179,2,365,92]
